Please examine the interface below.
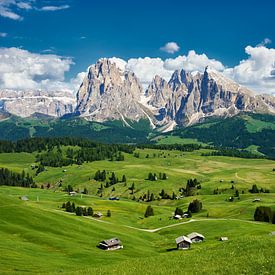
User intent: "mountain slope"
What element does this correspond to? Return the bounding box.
[0,116,152,143]
[159,113,275,158]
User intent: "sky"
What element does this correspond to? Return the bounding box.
[0,0,275,94]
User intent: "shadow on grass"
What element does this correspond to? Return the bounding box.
[166,247,178,252]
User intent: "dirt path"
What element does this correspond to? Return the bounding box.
[50,209,266,233]
[235,172,246,181]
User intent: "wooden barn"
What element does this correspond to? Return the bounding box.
[187,232,205,243]
[175,236,192,250]
[98,238,123,251]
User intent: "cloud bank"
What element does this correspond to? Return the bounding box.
[0,43,274,95]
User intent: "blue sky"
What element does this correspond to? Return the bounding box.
[0,0,275,93]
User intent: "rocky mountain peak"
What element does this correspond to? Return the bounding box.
[76,59,145,123]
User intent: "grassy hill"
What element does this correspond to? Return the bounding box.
[1,113,275,160]
[0,144,275,274]
[156,113,275,159]
[0,116,152,143]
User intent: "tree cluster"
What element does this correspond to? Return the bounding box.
[249,184,270,194]
[179,178,201,197]
[0,168,36,188]
[188,199,203,213]
[147,172,167,181]
[62,201,94,217]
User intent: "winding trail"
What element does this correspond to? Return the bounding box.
[51,209,266,233]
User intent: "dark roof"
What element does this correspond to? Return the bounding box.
[100,238,121,247]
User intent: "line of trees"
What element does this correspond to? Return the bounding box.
[62,201,94,216]
[249,184,270,194]
[0,167,36,188]
[202,149,265,159]
[147,172,167,181]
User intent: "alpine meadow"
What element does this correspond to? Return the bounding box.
[0,1,275,274]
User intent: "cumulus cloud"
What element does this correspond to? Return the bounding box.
[164,50,225,72]
[224,45,275,94]
[0,47,73,90]
[115,50,225,87]
[160,42,180,54]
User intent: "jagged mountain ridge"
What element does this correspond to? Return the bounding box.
[76,59,275,129]
[0,58,274,130]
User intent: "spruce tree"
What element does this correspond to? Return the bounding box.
[144,205,154,217]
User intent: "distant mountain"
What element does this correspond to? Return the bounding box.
[0,90,75,118]
[0,58,275,132]
[76,59,275,130]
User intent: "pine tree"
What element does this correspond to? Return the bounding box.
[144,205,154,217]
[122,175,126,182]
[87,207,93,216]
[188,199,202,213]
[75,207,83,216]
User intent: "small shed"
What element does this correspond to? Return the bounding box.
[175,236,192,250]
[94,212,103,218]
[187,232,205,243]
[98,238,123,250]
[20,196,29,201]
[220,237,228,241]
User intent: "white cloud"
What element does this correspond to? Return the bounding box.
[0,32,7,37]
[39,5,70,11]
[126,57,172,86]
[160,42,180,54]
[224,45,275,94]
[119,50,225,86]
[109,57,127,71]
[164,50,225,72]
[0,47,73,91]
[0,1,70,20]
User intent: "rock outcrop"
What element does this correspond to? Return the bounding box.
[0,90,75,118]
[76,59,145,124]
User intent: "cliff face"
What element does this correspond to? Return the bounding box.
[76,59,145,124]
[0,90,75,118]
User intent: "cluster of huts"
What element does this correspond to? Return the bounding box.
[98,232,228,251]
[176,232,205,249]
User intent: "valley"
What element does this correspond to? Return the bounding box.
[0,143,274,274]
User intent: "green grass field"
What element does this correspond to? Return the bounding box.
[0,147,275,274]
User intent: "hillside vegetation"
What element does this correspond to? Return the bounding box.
[0,138,274,274]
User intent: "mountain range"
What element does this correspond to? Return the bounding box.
[0,58,275,133]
